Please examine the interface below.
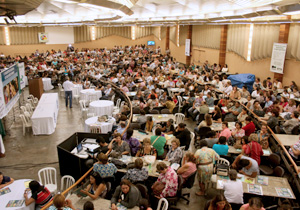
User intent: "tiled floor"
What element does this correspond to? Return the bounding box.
[0,87,219,210]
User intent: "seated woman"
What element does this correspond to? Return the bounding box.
[0,172,14,189]
[212,106,222,123]
[80,172,107,199]
[151,128,167,159]
[244,134,263,165]
[24,180,53,209]
[197,113,213,130]
[111,179,141,210]
[229,121,245,146]
[240,197,265,210]
[152,162,178,198]
[223,169,243,210]
[289,137,300,162]
[123,128,140,156]
[145,116,154,132]
[108,133,131,158]
[122,158,148,183]
[161,119,175,135]
[136,138,157,158]
[208,194,232,210]
[93,153,117,178]
[177,152,197,183]
[164,139,183,164]
[49,194,76,210]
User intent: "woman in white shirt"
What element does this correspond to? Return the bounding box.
[221,64,228,72]
[273,78,282,89]
[251,86,260,99]
[223,169,243,209]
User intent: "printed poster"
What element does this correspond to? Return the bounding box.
[18,62,26,89]
[270,43,287,74]
[185,39,191,56]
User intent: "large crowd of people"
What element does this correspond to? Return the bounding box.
[0,45,299,210]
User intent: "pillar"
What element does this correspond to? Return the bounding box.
[165,27,170,51]
[219,25,228,67]
[274,23,290,82]
[186,25,192,66]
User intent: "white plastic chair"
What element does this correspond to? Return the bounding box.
[20,106,27,114]
[167,88,173,97]
[28,94,34,100]
[33,97,39,107]
[88,93,98,103]
[177,95,183,112]
[79,100,89,118]
[60,175,75,192]
[38,167,57,194]
[27,99,35,109]
[159,89,164,96]
[175,113,185,126]
[23,111,32,121]
[25,103,34,114]
[72,88,80,104]
[188,132,195,153]
[157,198,168,210]
[111,94,115,103]
[90,125,101,133]
[115,98,121,109]
[210,158,230,188]
[19,114,32,136]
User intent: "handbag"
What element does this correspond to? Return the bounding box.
[216,163,229,176]
[152,181,166,196]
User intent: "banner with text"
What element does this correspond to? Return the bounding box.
[18,62,26,89]
[270,43,287,74]
[0,64,21,118]
[185,39,191,56]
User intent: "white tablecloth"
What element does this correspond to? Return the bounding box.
[38,93,59,109]
[42,78,54,91]
[89,100,114,116]
[80,89,102,101]
[0,179,34,210]
[72,84,83,97]
[84,116,116,133]
[31,103,58,135]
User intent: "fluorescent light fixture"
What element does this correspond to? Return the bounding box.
[247,24,254,62]
[52,0,76,3]
[177,24,180,47]
[91,26,96,40]
[159,26,161,40]
[4,27,10,45]
[131,26,136,40]
[283,10,300,15]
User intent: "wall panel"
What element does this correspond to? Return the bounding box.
[10,27,45,45]
[192,25,221,49]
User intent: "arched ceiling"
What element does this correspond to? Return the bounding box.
[1,0,300,26]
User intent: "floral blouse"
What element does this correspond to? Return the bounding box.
[157,167,178,198]
[231,128,245,139]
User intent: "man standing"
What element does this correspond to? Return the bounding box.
[63,77,74,108]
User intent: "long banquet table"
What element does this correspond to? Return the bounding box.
[31,93,59,135]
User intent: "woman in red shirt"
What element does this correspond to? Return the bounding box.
[244,134,263,165]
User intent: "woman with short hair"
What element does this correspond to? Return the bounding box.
[122,158,148,183]
[111,179,141,210]
[164,139,183,164]
[223,169,243,209]
[49,194,76,210]
[240,197,265,210]
[177,152,197,183]
[136,138,157,158]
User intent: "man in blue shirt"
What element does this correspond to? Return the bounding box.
[0,172,14,189]
[213,136,229,156]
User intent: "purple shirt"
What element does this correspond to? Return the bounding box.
[123,134,140,155]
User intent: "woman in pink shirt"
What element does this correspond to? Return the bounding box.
[177,152,197,183]
[219,122,232,140]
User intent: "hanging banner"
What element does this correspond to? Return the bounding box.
[38,32,49,43]
[0,64,21,119]
[185,39,191,56]
[18,62,26,89]
[270,43,287,74]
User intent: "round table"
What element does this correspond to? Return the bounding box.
[42,78,54,91]
[89,100,114,116]
[80,89,102,101]
[0,179,35,210]
[84,116,116,133]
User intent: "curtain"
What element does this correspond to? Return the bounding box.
[192,25,221,49]
[170,26,176,44]
[0,28,5,45]
[227,24,249,59]
[161,27,167,39]
[74,26,91,43]
[251,24,280,60]
[10,27,45,45]
[287,24,300,61]
[96,26,131,39]
[135,27,153,39]
[153,27,160,39]
[179,25,189,46]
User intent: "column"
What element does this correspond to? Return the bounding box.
[165,26,170,51]
[274,23,290,82]
[219,25,228,67]
[186,25,192,66]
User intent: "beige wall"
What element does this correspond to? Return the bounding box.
[0,35,157,57]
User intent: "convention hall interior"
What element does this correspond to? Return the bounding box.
[0,0,300,210]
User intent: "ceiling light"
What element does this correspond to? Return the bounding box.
[283,11,300,15]
[52,0,76,3]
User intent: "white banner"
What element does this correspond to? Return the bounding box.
[18,62,26,89]
[185,39,191,56]
[270,43,287,74]
[0,64,21,119]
